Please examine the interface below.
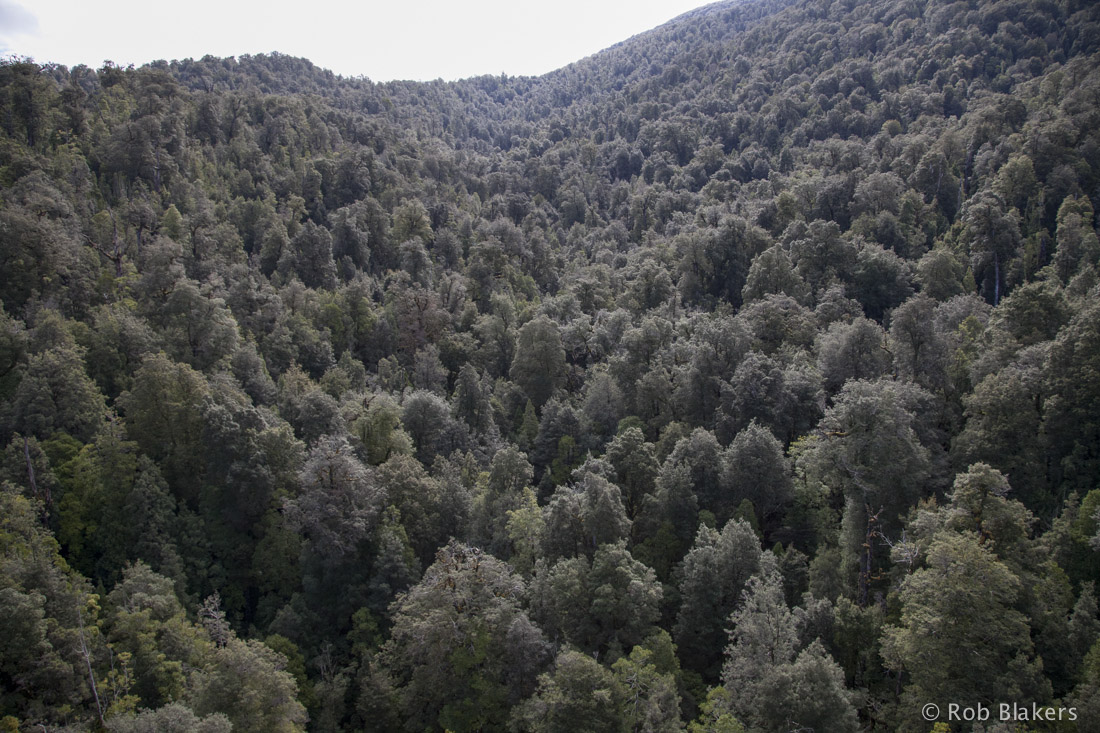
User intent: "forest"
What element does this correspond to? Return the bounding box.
[2,0,1100,729]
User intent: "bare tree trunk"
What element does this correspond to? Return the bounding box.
[77,607,104,726]
[23,436,41,504]
[993,251,1001,306]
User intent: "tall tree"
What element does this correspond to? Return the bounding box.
[882,532,1048,731]
[372,542,551,732]
[721,565,858,733]
[675,519,762,680]
[511,316,566,409]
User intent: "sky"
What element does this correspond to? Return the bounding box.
[0,0,712,81]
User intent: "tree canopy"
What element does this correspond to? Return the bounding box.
[2,0,1100,727]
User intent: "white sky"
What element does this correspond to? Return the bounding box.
[1,0,712,81]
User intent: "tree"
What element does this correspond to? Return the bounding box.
[847,242,914,322]
[605,427,659,522]
[451,364,494,435]
[748,641,859,733]
[0,481,104,726]
[814,317,890,394]
[188,637,307,733]
[156,280,240,372]
[723,565,796,688]
[8,340,106,443]
[471,445,535,558]
[955,351,1052,513]
[1067,639,1100,733]
[721,422,793,528]
[963,192,1021,305]
[103,562,207,710]
[688,687,747,733]
[364,508,421,615]
[610,641,682,732]
[915,248,967,301]
[390,199,433,245]
[901,462,1082,696]
[582,371,625,445]
[720,565,857,733]
[473,314,515,380]
[675,519,762,680]
[83,303,161,400]
[888,294,948,392]
[511,649,624,733]
[718,349,816,444]
[276,366,342,445]
[1044,297,1100,495]
[278,221,336,289]
[106,703,231,733]
[0,172,96,314]
[541,482,587,562]
[0,61,57,149]
[735,295,816,356]
[788,220,857,297]
[505,486,544,576]
[329,202,374,272]
[532,398,582,487]
[373,542,550,732]
[0,433,56,512]
[530,541,662,656]
[676,216,762,308]
[402,389,467,465]
[659,428,723,522]
[742,245,811,305]
[350,393,412,466]
[1052,196,1100,283]
[882,532,1048,731]
[511,316,566,409]
[53,431,182,589]
[795,379,942,604]
[118,353,209,505]
[284,435,380,562]
[579,471,632,553]
[991,279,1069,346]
[375,454,451,566]
[674,315,749,428]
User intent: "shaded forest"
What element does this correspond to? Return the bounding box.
[2,0,1100,729]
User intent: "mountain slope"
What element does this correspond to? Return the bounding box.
[2,0,1100,729]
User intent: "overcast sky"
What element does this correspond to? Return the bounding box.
[0,0,712,81]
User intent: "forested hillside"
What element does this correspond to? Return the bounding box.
[3,0,1100,729]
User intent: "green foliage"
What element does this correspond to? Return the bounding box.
[511,316,566,409]
[285,434,379,562]
[674,519,762,680]
[373,542,550,732]
[721,421,793,528]
[7,338,106,443]
[188,637,307,733]
[2,1,1099,725]
[610,642,682,731]
[512,649,624,732]
[350,393,412,465]
[882,532,1048,730]
[531,541,662,657]
[0,481,100,726]
[106,703,231,733]
[103,562,206,709]
[721,565,858,733]
[688,687,745,733]
[117,353,209,505]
